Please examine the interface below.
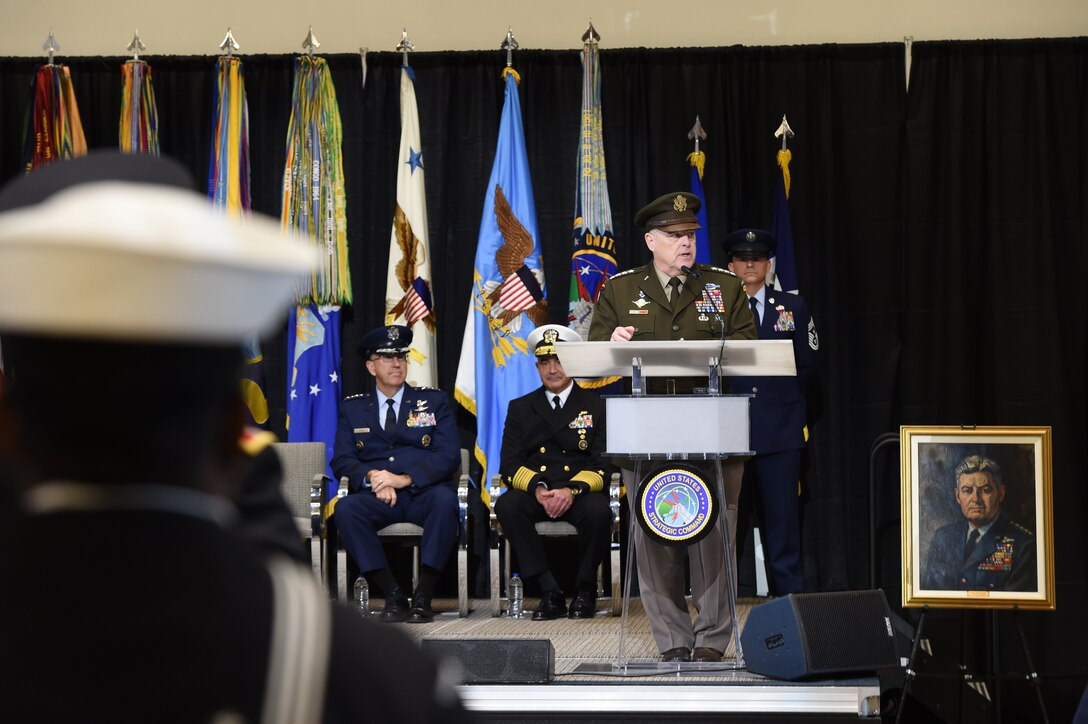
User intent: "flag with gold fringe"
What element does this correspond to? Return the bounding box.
[454,67,546,499]
[567,41,617,342]
[771,145,799,294]
[208,55,268,429]
[384,65,437,387]
[119,60,159,155]
[687,121,712,265]
[282,55,350,505]
[22,64,87,173]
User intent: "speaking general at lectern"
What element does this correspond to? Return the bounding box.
[588,191,755,663]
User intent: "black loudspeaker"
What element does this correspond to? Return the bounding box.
[422,638,555,684]
[741,590,900,681]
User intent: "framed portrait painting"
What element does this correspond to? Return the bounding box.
[901,426,1054,609]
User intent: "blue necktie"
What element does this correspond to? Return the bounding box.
[749,296,760,327]
[384,399,396,431]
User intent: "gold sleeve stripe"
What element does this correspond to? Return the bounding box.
[571,470,604,492]
[511,467,538,492]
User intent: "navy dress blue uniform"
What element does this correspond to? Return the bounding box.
[922,514,1036,591]
[726,228,818,595]
[331,383,461,576]
[496,382,613,594]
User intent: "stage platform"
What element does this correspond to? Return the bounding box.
[393,596,885,722]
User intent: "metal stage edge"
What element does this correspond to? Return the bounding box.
[457,682,882,717]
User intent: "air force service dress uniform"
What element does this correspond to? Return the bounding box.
[588,192,756,659]
[496,326,614,599]
[331,328,461,578]
[725,228,818,595]
[922,514,1037,592]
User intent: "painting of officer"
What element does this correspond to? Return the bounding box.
[920,451,1037,592]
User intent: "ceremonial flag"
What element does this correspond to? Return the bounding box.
[688,148,712,265]
[286,304,342,490]
[385,65,437,387]
[22,64,86,173]
[567,41,617,341]
[282,55,350,499]
[119,60,159,155]
[771,147,799,294]
[207,55,269,429]
[454,68,547,498]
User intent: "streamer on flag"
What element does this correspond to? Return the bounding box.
[208,55,269,428]
[22,64,87,173]
[282,54,349,500]
[119,60,159,155]
[567,40,617,345]
[385,65,437,387]
[454,66,547,501]
[687,116,712,265]
[771,117,799,294]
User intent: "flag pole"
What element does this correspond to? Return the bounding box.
[396,29,414,67]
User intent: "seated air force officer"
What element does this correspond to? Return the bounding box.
[725,228,817,596]
[495,324,613,620]
[331,325,461,624]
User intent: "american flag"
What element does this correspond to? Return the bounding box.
[401,277,433,324]
[498,265,544,312]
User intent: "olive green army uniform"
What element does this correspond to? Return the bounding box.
[589,261,756,656]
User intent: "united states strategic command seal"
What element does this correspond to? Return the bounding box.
[637,465,718,546]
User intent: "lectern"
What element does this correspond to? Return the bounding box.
[559,339,795,674]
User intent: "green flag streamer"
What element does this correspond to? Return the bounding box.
[281,55,351,305]
[119,60,159,155]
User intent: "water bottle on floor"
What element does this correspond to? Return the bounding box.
[508,572,527,618]
[353,575,369,617]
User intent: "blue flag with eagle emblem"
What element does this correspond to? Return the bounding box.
[454,68,546,500]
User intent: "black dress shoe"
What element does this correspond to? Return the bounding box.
[567,590,596,619]
[531,590,567,620]
[406,592,435,624]
[661,647,691,662]
[379,589,410,623]
[692,647,723,662]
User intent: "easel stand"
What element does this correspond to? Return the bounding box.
[896,606,1050,724]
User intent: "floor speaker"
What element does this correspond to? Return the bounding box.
[422,638,555,684]
[741,590,900,681]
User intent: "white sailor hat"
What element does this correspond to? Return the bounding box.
[0,162,314,344]
[527,323,581,358]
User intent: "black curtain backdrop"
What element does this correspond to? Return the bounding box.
[1,37,1086,717]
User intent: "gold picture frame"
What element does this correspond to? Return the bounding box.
[901,426,1054,609]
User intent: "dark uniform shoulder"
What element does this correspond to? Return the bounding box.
[343,392,371,402]
[1003,518,1034,539]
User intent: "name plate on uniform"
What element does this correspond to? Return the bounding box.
[604,395,751,456]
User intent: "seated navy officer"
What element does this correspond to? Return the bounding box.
[331,325,460,623]
[725,228,818,596]
[495,324,613,620]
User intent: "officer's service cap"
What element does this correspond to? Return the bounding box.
[724,228,778,259]
[527,323,580,358]
[0,152,315,344]
[359,324,413,358]
[634,192,701,233]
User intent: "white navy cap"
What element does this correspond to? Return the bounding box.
[527,323,581,358]
[0,180,315,343]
